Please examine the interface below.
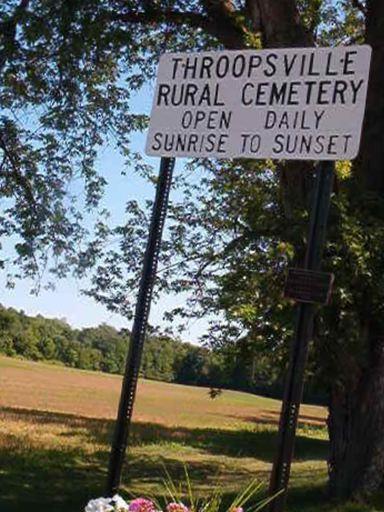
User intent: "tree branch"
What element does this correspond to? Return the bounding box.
[109,8,207,30]
[351,0,367,15]
[253,0,313,47]
[201,0,250,48]
[0,133,36,210]
[0,0,30,72]
[110,3,249,49]
[246,0,262,32]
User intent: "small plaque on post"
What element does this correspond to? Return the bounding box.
[284,268,334,305]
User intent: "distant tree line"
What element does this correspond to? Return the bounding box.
[0,304,230,388]
[0,304,325,402]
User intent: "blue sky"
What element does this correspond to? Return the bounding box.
[0,81,209,343]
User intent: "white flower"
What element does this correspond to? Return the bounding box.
[112,495,129,511]
[85,497,114,512]
[85,495,129,512]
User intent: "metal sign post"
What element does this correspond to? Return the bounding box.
[268,160,335,512]
[106,156,175,496]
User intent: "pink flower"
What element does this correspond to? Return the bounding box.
[231,508,243,512]
[166,503,189,512]
[128,499,156,512]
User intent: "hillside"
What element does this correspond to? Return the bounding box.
[0,355,334,512]
[0,355,326,428]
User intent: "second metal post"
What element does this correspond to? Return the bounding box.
[269,160,335,511]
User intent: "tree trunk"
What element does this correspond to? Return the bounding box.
[248,0,315,213]
[328,328,384,499]
[327,0,384,500]
[357,0,384,193]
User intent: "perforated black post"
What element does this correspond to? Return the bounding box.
[269,161,335,512]
[106,157,175,496]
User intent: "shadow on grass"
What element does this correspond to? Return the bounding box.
[0,406,328,512]
[0,406,328,461]
[250,409,326,428]
[224,411,326,432]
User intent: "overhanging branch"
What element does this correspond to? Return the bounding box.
[109,8,208,30]
[109,3,249,49]
[351,0,367,15]
[0,133,36,210]
[246,0,262,32]
[0,0,30,72]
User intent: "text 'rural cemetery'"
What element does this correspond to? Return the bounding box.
[146,46,371,160]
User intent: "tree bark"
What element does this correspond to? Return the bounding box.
[357,0,384,194]
[251,0,312,47]
[328,325,384,499]
[250,0,315,213]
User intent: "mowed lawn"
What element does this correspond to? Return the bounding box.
[0,356,379,512]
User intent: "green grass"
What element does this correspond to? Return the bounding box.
[0,356,381,512]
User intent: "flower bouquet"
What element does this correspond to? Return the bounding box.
[85,473,275,512]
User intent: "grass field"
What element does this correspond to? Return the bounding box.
[0,355,381,512]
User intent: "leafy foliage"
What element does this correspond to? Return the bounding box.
[0,0,367,283]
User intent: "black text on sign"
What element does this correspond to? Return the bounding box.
[146,46,372,161]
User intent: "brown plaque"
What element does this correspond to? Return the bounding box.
[284,268,334,305]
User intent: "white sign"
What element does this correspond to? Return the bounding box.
[146,46,371,161]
